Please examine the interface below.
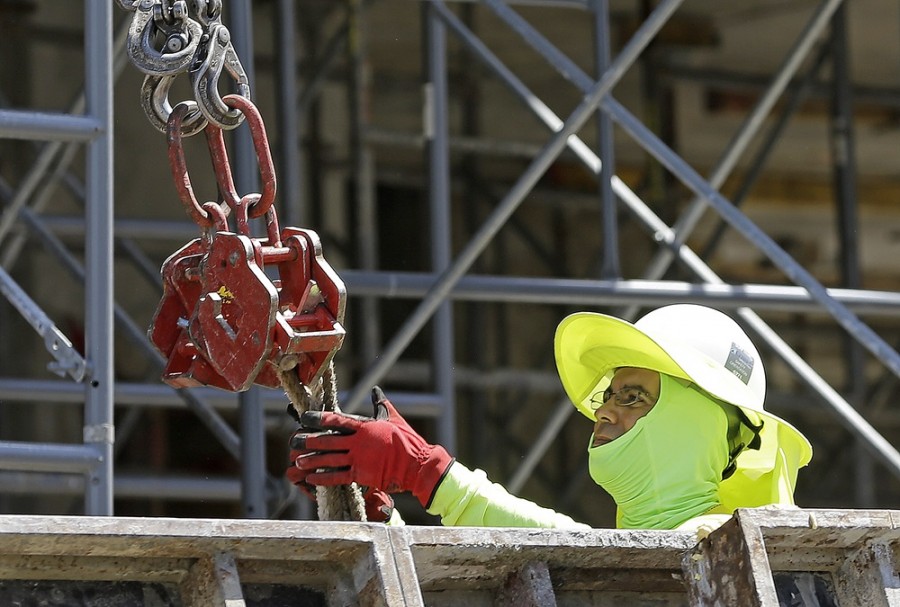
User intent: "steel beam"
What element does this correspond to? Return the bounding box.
[275,0,302,227]
[0,471,242,502]
[0,377,446,415]
[829,5,871,507]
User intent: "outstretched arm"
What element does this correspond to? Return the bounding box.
[289,387,588,528]
[428,461,589,529]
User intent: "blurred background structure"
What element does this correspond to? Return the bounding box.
[2,0,900,528]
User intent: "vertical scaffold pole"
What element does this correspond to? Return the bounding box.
[425,2,457,451]
[84,0,115,515]
[228,0,268,519]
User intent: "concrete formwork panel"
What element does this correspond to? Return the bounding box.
[0,515,698,606]
[0,515,408,606]
[4,509,900,605]
[401,525,696,606]
[685,508,900,606]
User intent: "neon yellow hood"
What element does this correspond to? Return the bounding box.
[588,374,731,530]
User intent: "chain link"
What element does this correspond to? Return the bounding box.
[118,0,249,134]
[166,95,276,234]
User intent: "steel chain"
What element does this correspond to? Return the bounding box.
[117,0,250,134]
[121,1,354,520]
[156,93,348,396]
[166,95,275,232]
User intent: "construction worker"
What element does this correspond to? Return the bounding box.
[287,304,812,534]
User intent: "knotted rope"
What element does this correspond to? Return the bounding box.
[280,362,366,521]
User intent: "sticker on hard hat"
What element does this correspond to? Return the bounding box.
[725,343,754,385]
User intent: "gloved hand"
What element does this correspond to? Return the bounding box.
[286,450,395,523]
[286,393,394,502]
[362,487,395,523]
[290,386,454,508]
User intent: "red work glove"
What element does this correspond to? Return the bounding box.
[290,386,454,508]
[286,451,395,523]
[362,487,395,522]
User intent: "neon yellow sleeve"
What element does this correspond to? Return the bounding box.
[426,461,590,529]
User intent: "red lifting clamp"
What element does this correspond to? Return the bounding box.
[149,95,346,391]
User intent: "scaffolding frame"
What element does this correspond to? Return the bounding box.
[0,0,898,517]
[0,1,114,514]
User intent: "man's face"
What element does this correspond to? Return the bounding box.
[591,367,660,447]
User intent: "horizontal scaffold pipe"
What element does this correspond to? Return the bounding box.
[0,441,103,474]
[0,471,242,502]
[0,110,104,142]
[0,378,446,415]
[341,271,900,315]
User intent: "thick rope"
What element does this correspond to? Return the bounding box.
[280,361,367,522]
